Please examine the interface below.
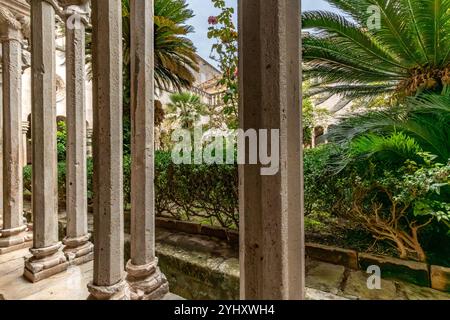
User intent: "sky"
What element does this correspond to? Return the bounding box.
[186,0,336,67]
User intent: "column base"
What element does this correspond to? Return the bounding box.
[125,258,169,300]
[87,280,129,300]
[0,225,32,255]
[23,242,69,283]
[63,235,94,265]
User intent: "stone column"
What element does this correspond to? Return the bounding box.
[87,0,126,300]
[86,128,93,157]
[24,0,68,282]
[125,0,169,300]
[0,77,3,220]
[61,1,93,265]
[324,126,329,144]
[0,9,31,254]
[311,127,316,148]
[22,121,29,167]
[238,0,305,299]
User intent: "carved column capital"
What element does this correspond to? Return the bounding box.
[0,7,24,42]
[38,0,65,17]
[58,0,90,26]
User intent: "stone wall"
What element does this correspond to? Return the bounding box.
[152,220,450,294]
[306,243,450,293]
[156,240,239,300]
[126,227,240,300]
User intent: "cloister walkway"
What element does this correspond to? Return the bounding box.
[0,0,303,300]
[2,237,449,300]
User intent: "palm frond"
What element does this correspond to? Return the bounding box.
[303,1,450,100]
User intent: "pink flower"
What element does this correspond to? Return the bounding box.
[208,16,218,25]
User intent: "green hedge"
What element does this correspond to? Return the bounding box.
[23,152,239,229]
[23,148,337,230]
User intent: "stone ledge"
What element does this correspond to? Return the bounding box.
[358,253,430,287]
[154,219,450,292]
[23,261,70,283]
[306,243,358,270]
[342,270,398,300]
[156,243,239,300]
[0,239,32,255]
[155,217,239,245]
[431,265,450,292]
[305,261,345,295]
[305,287,349,300]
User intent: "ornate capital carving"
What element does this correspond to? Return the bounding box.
[0,7,24,41]
[40,0,65,17]
[57,0,89,7]
[57,0,90,26]
[0,7,21,30]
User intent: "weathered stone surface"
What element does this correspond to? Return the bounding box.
[306,288,349,300]
[431,265,450,293]
[359,253,429,287]
[23,260,69,283]
[62,1,92,263]
[69,251,94,267]
[30,0,59,250]
[64,241,93,262]
[0,239,32,255]
[25,0,67,281]
[125,0,168,300]
[398,281,450,300]
[89,0,125,298]
[149,229,239,300]
[125,259,169,300]
[239,0,304,300]
[343,271,398,300]
[305,261,345,295]
[306,243,358,270]
[155,217,239,245]
[4,219,450,300]
[22,121,29,167]
[87,279,128,300]
[171,221,202,235]
[0,8,26,253]
[155,217,177,231]
[129,0,156,267]
[23,242,69,282]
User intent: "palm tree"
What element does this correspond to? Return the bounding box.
[303,0,450,100]
[86,0,198,92]
[122,0,199,92]
[165,92,207,130]
[329,90,450,165]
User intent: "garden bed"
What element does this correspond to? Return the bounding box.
[304,210,450,268]
[154,216,450,293]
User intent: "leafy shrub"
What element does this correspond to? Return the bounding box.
[155,157,238,228]
[304,144,352,217]
[348,153,450,262]
[328,92,450,167]
[57,121,67,162]
[24,152,239,229]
